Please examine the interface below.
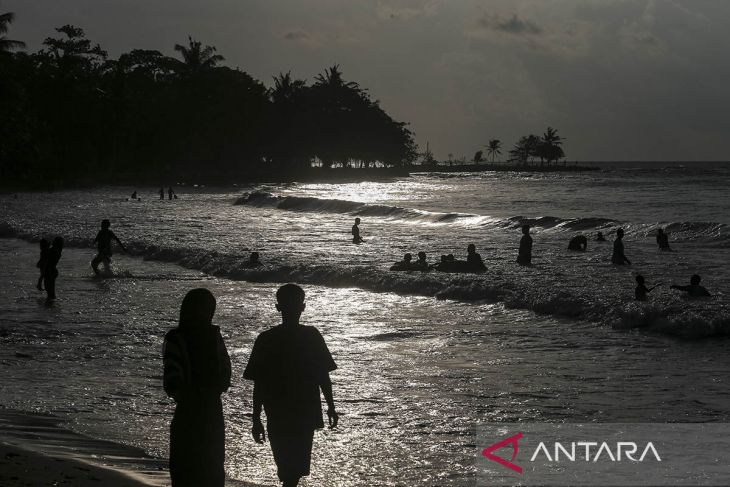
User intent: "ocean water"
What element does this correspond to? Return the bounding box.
[1,161,729,485]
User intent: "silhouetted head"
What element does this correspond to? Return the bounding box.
[355,218,361,225]
[522,225,530,235]
[440,255,448,263]
[636,275,645,285]
[467,243,476,254]
[418,252,426,261]
[447,254,455,262]
[616,228,624,238]
[52,237,64,250]
[657,228,664,235]
[101,219,110,229]
[250,252,260,263]
[40,239,50,250]
[404,253,412,262]
[690,274,701,285]
[276,283,306,323]
[179,288,216,331]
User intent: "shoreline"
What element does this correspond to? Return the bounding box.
[0,407,166,486]
[0,407,266,487]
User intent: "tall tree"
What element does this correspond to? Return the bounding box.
[539,126,565,165]
[171,36,224,76]
[0,11,25,52]
[486,139,502,163]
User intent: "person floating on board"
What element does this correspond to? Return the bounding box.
[390,253,415,271]
[36,238,50,291]
[91,219,127,275]
[595,231,606,242]
[44,237,63,302]
[635,275,661,301]
[670,274,711,298]
[466,243,487,272]
[611,228,631,265]
[159,187,165,200]
[163,288,231,487]
[656,228,672,251]
[516,225,533,266]
[416,251,429,271]
[245,252,262,268]
[244,284,339,487]
[568,235,588,251]
[352,217,364,244]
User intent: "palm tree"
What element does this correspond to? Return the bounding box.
[485,139,502,163]
[540,126,565,165]
[271,71,306,104]
[171,36,224,75]
[0,12,26,52]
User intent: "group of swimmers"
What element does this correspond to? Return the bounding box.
[127,188,178,201]
[353,218,711,300]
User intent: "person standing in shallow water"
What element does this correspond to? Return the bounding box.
[92,219,127,275]
[516,225,533,265]
[352,217,364,244]
[36,239,50,291]
[244,284,339,487]
[656,228,672,251]
[163,289,231,487]
[159,187,165,200]
[44,237,63,301]
[611,228,631,265]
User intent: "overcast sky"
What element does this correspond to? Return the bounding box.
[5,0,730,161]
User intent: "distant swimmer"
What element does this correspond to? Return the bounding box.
[611,228,631,265]
[656,228,672,251]
[92,219,127,275]
[568,235,588,251]
[670,274,711,298]
[416,251,429,271]
[352,218,364,244]
[595,231,606,242]
[516,225,532,266]
[245,252,262,268]
[36,238,50,291]
[44,237,64,301]
[159,187,165,200]
[130,190,139,201]
[390,253,414,271]
[168,187,175,200]
[635,275,661,301]
[466,244,487,272]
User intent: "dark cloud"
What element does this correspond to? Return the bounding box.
[283,30,309,41]
[479,14,542,35]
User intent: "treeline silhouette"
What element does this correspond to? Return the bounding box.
[0,23,417,187]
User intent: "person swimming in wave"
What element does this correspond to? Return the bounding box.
[390,253,414,271]
[611,228,631,265]
[92,219,127,275]
[36,238,50,291]
[516,225,532,266]
[635,275,661,301]
[670,274,711,297]
[568,235,588,251]
[466,244,486,272]
[130,190,139,201]
[656,228,672,251]
[352,218,364,244]
[595,231,606,242]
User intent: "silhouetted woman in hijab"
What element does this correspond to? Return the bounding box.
[163,288,231,487]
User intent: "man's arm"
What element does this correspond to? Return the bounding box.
[251,381,266,443]
[320,373,338,428]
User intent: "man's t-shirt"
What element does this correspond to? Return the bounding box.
[95,229,117,254]
[244,325,336,431]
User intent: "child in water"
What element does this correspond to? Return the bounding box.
[163,288,231,487]
[670,275,711,298]
[36,239,50,291]
[635,275,661,301]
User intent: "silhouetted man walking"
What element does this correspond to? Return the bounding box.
[244,284,339,487]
